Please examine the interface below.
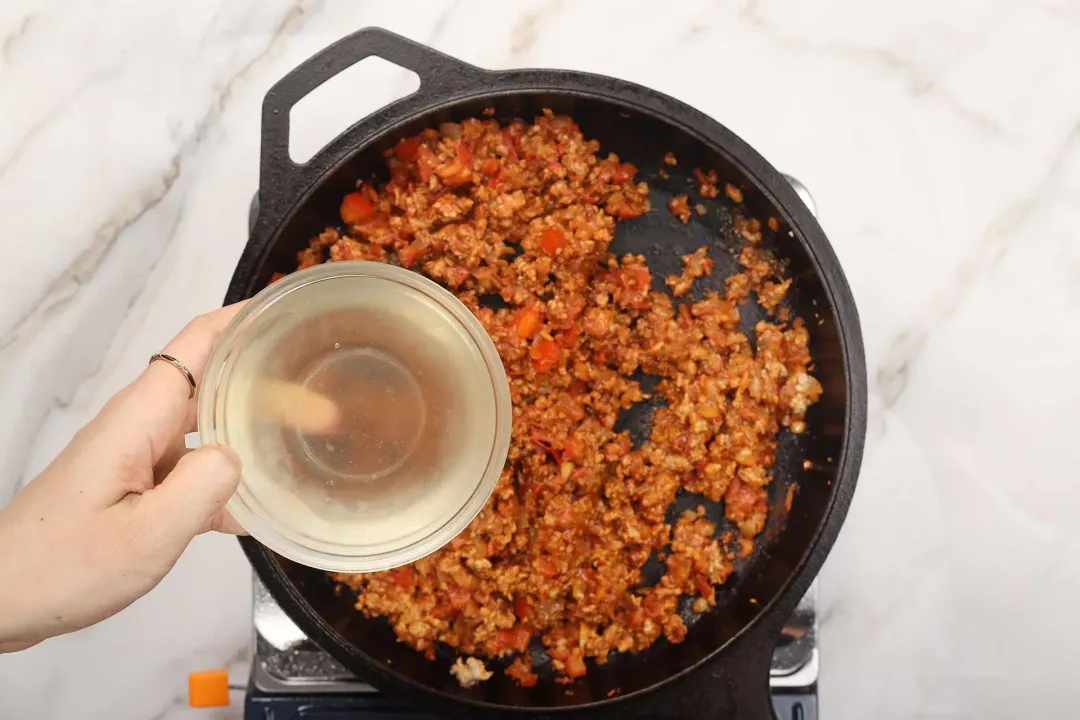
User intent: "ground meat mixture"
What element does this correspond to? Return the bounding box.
[724,183,744,204]
[282,111,820,685]
[667,194,691,223]
[665,246,714,298]
[450,656,492,688]
[734,214,763,244]
[693,168,719,198]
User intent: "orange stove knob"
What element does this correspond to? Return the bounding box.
[188,669,230,708]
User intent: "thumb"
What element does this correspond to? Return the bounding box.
[142,445,242,547]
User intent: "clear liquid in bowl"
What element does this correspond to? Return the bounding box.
[216,272,501,560]
[296,344,426,481]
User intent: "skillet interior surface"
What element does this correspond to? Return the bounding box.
[236,91,853,711]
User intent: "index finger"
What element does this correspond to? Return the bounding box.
[108,302,247,465]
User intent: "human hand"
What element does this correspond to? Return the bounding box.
[0,304,246,652]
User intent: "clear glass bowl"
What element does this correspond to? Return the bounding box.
[198,261,512,573]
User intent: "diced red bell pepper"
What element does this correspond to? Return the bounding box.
[398,241,425,269]
[340,192,374,225]
[389,566,416,589]
[394,137,419,164]
[530,338,560,373]
[539,227,566,255]
[536,556,558,578]
[515,306,542,339]
[565,651,587,679]
[514,595,531,621]
[416,145,437,182]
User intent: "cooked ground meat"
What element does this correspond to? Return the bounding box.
[450,656,492,688]
[693,168,719,198]
[667,194,691,223]
[734,214,763,243]
[724,183,743,204]
[665,246,713,298]
[284,111,819,685]
[758,278,792,313]
[663,151,677,166]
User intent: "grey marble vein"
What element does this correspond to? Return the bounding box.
[0,12,36,66]
[8,202,189,497]
[876,118,1080,407]
[0,0,327,503]
[725,0,1004,134]
[507,0,566,67]
[0,0,321,353]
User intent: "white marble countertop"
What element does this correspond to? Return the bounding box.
[2,1,1079,718]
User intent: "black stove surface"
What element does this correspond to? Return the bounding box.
[243,685,816,720]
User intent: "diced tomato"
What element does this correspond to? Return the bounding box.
[536,556,558,578]
[389,566,416,590]
[530,338,560,373]
[606,191,645,220]
[629,266,651,288]
[340,192,374,225]
[515,306,542,339]
[416,145,437,182]
[493,630,515,653]
[514,627,532,652]
[610,162,636,184]
[565,651,587,679]
[398,241,425,269]
[494,626,532,654]
[435,144,474,188]
[693,573,714,599]
[457,142,473,167]
[514,595,531,621]
[556,322,580,348]
[394,137,419,164]
[614,266,651,308]
[508,660,538,688]
[539,227,566,255]
[481,158,500,175]
[665,555,691,586]
[430,602,454,620]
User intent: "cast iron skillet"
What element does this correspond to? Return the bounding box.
[226,28,867,720]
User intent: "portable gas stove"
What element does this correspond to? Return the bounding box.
[242,176,822,720]
[245,574,818,720]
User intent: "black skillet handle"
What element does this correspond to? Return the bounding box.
[258,27,488,216]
